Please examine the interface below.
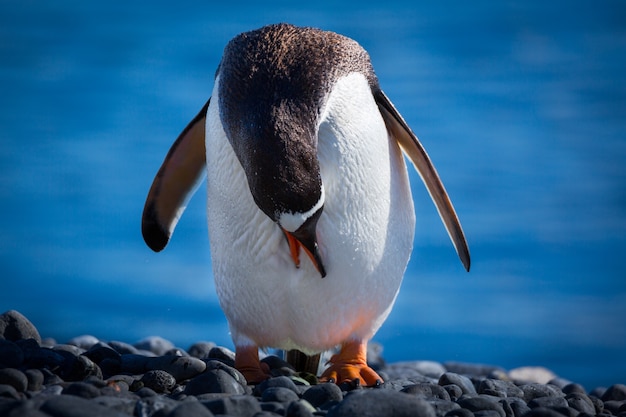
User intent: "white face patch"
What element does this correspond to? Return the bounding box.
[277,185,325,232]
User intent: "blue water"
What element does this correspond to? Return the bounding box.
[1,1,625,390]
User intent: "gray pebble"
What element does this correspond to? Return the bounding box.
[566,392,596,414]
[444,362,505,377]
[500,397,531,417]
[203,394,262,416]
[256,375,300,396]
[141,370,176,393]
[0,368,28,392]
[0,384,20,399]
[67,335,100,349]
[602,384,626,401]
[109,340,140,354]
[63,381,102,399]
[528,396,568,409]
[188,341,216,359]
[301,382,343,407]
[167,400,216,417]
[443,384,464,400]
[135,395,180,417]
[0,310,41,344]
[520,383,563,402]
[285,399,316,417]
[478,379,524,398]
[93,395,137,415]
[429,398,461,416]
[207,346,236,366]
[402,382,451,400]
[41,394,130,417]
[262,386,300,403]
[445,408,474,417]
[146,355,207,381]
[439,373,477,395]
[134,336,175,356]
[24,369,44,392]
[120,353,151,374]
[327,389,436,417]
[458,396,505,417]
[60,353,103,381]
[260,400,286,414]
[522,407,568,417]
[185,369,246,395]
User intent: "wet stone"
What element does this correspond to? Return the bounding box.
[207,346,236,366]
[443,384,464,401]
[63,381,102,399]
[41,394,130,417]
[285,399,316,417]
[67,335,100,350]
[458,396,506,417]
[500,397,532,417]
[24,369,44,392]
[166,399,216,417]
[520,383,563,402]
[528,396,569,409]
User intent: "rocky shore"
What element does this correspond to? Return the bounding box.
[1,309,624,417]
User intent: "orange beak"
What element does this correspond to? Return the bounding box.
[282,228,327,278]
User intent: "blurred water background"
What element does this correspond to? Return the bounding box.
[1,0,625,389]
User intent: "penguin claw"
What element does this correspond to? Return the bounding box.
[234,345,271,385]
[318,340,383,387]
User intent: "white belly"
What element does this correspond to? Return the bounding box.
[205,73,416,353]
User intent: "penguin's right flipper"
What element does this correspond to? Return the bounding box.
[142,99,210,252]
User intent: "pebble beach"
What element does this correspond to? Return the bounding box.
[1,309,624,417]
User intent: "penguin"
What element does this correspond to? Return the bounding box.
[142,23,470,386]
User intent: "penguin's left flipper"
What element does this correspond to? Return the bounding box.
[142,99,210,252]
[319,340,383,387]
[375,90,471,272]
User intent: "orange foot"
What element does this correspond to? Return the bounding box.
[319,340,383,387]
[235,345,271,384]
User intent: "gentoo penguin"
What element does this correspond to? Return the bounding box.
[142,23,470,386]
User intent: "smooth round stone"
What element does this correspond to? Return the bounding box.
[135,395,180,416]
[187,341,216,359]
[0,340,23,368]
[429,399,461,415]
[262,386,300,403]
[256,376,300,396]
[146,355,207,381]
[0,368,28,392]
[24,369,44,392]
[185,369,246,395]
[508,367,557,385]
[285,399,316,417]
[458,396,506,417]
[92,396,137,415]
[67,335,100,349]
[566,393,596,414]
[438,372,477,395]
[445,408,474,417]
[203,394,262,416]
[0,310,41,344]
[120,353,151,374]
[108,340,140,355]
[443,384,464,401]
[60,353,103,381]
[207,346,236,366]
[83,343,121,364]
[141,370,177,393]
[478,379,524,398]
[528,396,569,409]
[500,397,531,417]
[522,407,568,417]
[601,384,626,401]
[204,360,247,386]
[134,336,175,356]
[0,384,20,399]
[384,361,446,380]
[402,382,451,400]
[167,400,216,417]
[520,383,563,402]
[301,382,343,407]
[327,389,436,417]
[63,381,102,399]
[41,394,130,417]
[444,362,505,377]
